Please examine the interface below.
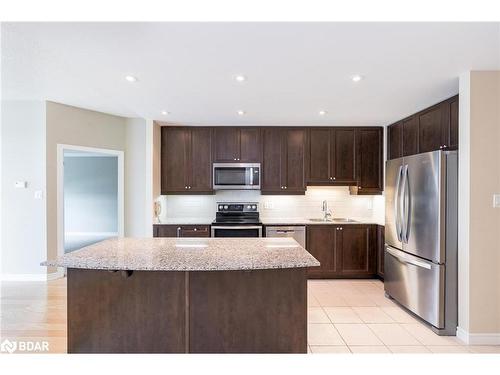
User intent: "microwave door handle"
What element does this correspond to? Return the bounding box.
[249,167,253,185]
[394,165,403,242]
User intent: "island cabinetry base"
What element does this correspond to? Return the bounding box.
[67,268,307,353]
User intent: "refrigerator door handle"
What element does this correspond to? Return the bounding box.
[400,164,408,243]
[403,165,411,243]
[394,165,403,242]
[386,246,432,270]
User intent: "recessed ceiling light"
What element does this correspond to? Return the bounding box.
[319,110,327,116]
[237,110,246,116]
[125,75,138,82]
[161,111,169,115]
[351,75,363,82]
[235,75,246,82]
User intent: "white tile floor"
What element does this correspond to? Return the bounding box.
[307,279,500,354]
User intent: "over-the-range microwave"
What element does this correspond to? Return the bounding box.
[213,163,260,190]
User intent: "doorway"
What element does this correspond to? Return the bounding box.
[57,145,124,256]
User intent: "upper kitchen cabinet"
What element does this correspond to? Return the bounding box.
[307,127,356,185]
[387,95,459,160]
[161,126,213,194]
[213,127,261,162]
[350,127,383,195]
[261,127,306,194]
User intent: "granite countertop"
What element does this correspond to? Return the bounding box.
[42,237,320,271]
[155,217,384,226]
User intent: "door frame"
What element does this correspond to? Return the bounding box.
[56,144,124,257]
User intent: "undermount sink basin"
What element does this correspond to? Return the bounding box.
[308,218,358,223]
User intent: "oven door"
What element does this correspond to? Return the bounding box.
[213,163,260,190]
[211,226,262,237]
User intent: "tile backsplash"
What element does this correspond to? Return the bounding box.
[157,186,385,224]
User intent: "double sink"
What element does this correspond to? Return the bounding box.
[308,218,358,223]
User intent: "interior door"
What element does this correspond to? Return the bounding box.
[385,157,404,250]
[402,151,444,263]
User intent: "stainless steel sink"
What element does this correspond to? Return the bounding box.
[308,218,357,223]
[332,218,358,223]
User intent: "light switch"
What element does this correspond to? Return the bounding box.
[493,194,500,208]
[34,190,44,200]
[15,181,27,188]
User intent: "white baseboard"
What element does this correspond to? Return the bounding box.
[1,269,65,282]
[457,326,500,345]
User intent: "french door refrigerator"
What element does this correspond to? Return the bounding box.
[385,150,458,335]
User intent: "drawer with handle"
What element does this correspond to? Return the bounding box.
[153,224,211,238]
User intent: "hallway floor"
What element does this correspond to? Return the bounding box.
[1,278,499,354]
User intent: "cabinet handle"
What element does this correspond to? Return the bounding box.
[176,227,181,237]
[439,145,443,149]
[233,158,237,161]
[188,186,191,189]
[443,144,447,149]
[359,187,362,190]
[193,228,197,231]
[284,186,287,189]
[333,177,336,180]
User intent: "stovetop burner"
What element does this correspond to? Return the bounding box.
[212,201,261,225]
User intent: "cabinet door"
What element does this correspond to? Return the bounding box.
[261,128,283,192]
[448,96,459,149]
[307,128,331,183]
[239,128,261,162]
[337,225,376,277]
[418,104,445,153]
[161,127,189,193]
[377,225,385,278]
[402,116,418,156]
[388,121,403,160]
[179,225,210,237]
[306,226,336,277]
[154,225,180,237]
[333,128,356,183]
[189,127,213,192]
[214,127,240,162]
[283,128,306,193]
[356,128,383,194]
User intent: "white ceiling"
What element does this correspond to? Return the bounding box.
[2,22,499,126]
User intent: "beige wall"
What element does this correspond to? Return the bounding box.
[45,102,127,273]
[459,71,500,339]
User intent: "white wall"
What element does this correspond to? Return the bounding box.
[159,186,384,224]
[124,118,152,237]
[1,100,46,278]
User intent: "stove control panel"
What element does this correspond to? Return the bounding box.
[216,202,258,213]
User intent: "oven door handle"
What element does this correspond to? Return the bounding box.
[211,226,262,230]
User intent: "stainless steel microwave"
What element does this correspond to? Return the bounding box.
[213,163,260,190]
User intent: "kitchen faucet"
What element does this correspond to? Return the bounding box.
[322,200,332,221]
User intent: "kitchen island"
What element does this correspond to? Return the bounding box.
[42,237,319,354]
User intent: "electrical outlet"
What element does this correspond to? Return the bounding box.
[264,201,274,210]
[34,190,44,200]
[493,194,500,208]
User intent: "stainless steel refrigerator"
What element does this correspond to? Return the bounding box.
[384,150,458,335]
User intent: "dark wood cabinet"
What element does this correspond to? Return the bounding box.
[307,224,377,278]
[306,225,337,277]
[261,127,306,194]
[351,128,383,195]
[387,95,459,160]
[153,224,210,237]
[213,127,261,162]
[388,121,403,160]
[336,225,376,277]
[377,225,385,279]
[307,128,356,185]
[161,127,213,194]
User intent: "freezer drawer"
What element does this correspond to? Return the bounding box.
[384,246,445,328]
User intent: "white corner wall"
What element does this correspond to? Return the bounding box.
[1,100,47,279]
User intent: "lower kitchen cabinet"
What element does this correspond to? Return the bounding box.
[153,225,210,237]
[306,224,377,278]
[377,225,385,279]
